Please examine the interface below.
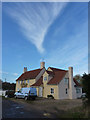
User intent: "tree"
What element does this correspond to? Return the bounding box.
[0,79,2,89]
[82,73,90,105]
[74,74,82,84]
[2,82,16,90]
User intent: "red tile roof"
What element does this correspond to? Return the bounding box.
[31,67,68,86]
[17,66,81,87]
[47,67,68,84]
[31,76,43,86]
[16,68,42,81]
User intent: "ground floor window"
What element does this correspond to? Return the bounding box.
[66,88,68,94]
[51,88,54,94]
[76,88,81,93]
[17,88,19,91]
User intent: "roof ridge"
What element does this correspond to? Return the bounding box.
[24,68,42,73]
[16,68,43,81]
[49,67,68,71]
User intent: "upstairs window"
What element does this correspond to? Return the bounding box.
[18,81,20,84]
[44,76,47,81]
[51,88,54,94]
[64,78,68,84]
[28,80,29,84]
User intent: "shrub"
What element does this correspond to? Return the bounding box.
[47,95,54,99]
[82,73,90,106]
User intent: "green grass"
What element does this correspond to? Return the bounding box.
[57,106,89,118]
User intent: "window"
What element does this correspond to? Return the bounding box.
[66,88,68,94]
[64,78,68,84]
[44,76,47,81]
[28,80,29,84]
[76,88,81,93]
[24,80,26,84]
[18,81,20,84]
[21,81,23,84]
[51,88,54,94]
[17,88,19,91]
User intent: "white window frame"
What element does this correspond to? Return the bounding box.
[28,80,29,84]
[76,88,81,93]
[51,88,54,94]
[18,81,20,84]
[64,78,68,84]
[44,76,47,81]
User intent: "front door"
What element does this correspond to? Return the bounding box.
[39,87,43,97]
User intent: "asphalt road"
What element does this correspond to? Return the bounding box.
[2,98,50,119]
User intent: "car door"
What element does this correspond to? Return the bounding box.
[16,91,22,98]
[17,89,23,98]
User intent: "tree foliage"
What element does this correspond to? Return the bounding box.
[82,73,90,105]
[74,74,82,84]
[2,82,16,90]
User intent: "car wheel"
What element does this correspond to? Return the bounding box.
[25,96,28,101]
[5,95,8,98]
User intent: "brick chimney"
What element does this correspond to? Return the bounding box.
[24,67,27,73]
[68,67,76,99]
[40,62,45,69]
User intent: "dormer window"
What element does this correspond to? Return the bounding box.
[44,76,47,81]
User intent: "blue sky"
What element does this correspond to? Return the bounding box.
[2,2,88,83]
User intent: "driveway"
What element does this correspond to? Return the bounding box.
[2,97,53,118]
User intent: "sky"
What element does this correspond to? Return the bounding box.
[2,2,88,83]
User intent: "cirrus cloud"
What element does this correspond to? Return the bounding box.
[5,2,67,53]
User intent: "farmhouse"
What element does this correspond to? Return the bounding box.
[16,62,82,99]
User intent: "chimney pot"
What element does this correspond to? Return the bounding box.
[24,67,27,73]
[40,62,45,69]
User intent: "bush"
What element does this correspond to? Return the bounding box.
[47,95,54,99]
[82,73,90,106]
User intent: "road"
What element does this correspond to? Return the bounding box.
[2,98,51,119]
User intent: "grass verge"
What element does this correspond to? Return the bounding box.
[56,106,90,118]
